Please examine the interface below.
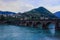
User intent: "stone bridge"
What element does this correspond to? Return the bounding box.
[0,18,60,31]
[16,19,60,30]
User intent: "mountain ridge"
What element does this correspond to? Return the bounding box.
[54,11,60,18]
[23,7,57,19]
[0,7,58,19]
[0,11,16,14]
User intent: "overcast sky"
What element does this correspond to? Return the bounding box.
[0,0,60,13]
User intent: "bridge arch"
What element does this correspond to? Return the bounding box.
[35,22,42,29]
[46,22,55,35]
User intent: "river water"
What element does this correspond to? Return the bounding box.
[0,24,60,40]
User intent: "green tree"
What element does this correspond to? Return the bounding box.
[0,15,5,21]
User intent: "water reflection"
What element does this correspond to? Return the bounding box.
[48,24,55,35]
[0,24,60,40]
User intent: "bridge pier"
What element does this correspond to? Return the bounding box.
[55,21,60,32]
[42,23,48,29]
[30,21,38,28]
[29,22,34,27]
[55,21,60,36]
[26,22,32,26]
[55,22,60,30]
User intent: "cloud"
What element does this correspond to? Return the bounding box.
[34,0,60,13]
[1,0,17,2]
[38,0,60,6]
[46,6,60,13]
[0,0,34,13]
[0,0,60,13]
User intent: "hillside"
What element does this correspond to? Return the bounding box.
[54,11,60,18]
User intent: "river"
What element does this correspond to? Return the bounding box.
[0,24,60,40]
